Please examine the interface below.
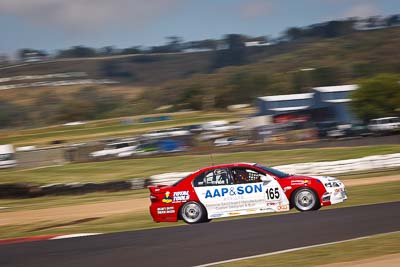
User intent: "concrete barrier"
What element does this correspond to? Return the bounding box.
[274,153,400,175]
[144,153,400,186]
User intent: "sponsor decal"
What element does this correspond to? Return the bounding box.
[162,191,173,203]
[277,204,289,211]
[266,187,280,200]
[173,191,190,202]
[260,207,274,212]
[283,186,292,192]
[157,207,175,214]
[228,212,241,216]
[205,184,263,199]
[209,213,223,218]
[266,202,277,206]
[291,179,310,185]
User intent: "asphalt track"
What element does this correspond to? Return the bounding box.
[1,202,399,267]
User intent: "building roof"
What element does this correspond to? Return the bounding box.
[269,106,310,112]
[259,93,314,102]
[324,99,351,103]
[313,84,358,93]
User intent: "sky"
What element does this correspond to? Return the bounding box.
[0,0,399,56]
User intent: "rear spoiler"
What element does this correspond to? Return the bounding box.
[148,184,169,193]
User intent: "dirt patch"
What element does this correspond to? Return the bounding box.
[0,175,399,227]
[0,198,149,226]
[317,253,400,267]
[343,175,400,187]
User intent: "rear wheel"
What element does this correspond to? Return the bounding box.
[180,201,208,224]
[292,188,320,212]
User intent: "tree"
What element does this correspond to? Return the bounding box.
[99,46,116,56]
[178,85,204,110]
[165,36,183,52]
[285,27,303,41]
[214,72,269,108]
[0,101,28,128]
[57,46,97,58]
[311,67,339,87]
[351,74,400,122]
[292,71,310,93]
[120,46,142,55]
[386,14,400,26]
[212,34,247,69]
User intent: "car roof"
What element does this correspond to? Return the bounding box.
[200,162,257,170]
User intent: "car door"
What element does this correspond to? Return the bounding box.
[194,167,270,218]
[259,170,290,212]
[193,168,236,218]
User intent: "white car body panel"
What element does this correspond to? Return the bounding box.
[310,176,347,204]
[194,175,289,219]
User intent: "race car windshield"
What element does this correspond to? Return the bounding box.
[255,164,290,178]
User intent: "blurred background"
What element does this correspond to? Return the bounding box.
[0,1,399,265]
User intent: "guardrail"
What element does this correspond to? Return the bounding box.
[274,153,400,175]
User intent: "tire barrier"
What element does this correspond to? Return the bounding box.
[0,179,145,199]
[0,183,42,198]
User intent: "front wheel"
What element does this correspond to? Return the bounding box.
[180,201,208,224]
[291,188,320,212]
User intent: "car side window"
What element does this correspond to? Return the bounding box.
[231,168,264,184]
[193,168,233,187]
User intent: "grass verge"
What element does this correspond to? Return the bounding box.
[215,231,400,267]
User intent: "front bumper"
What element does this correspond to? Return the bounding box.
[322,186,347,205]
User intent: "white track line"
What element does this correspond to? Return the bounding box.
[194,231,400,267]
[50,233,102,240]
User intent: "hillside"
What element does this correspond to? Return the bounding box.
[1,26,400,128]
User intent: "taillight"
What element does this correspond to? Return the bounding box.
[150,194,158,202]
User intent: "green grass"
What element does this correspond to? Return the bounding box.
[216,231,400,267]
[336,167,400,179]
[1,145,399,184]
[0,181,398,239]
[0,111,244,146]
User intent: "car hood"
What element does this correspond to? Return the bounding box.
[288,174,340,184]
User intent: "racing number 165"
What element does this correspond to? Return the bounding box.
[266,188,280,200]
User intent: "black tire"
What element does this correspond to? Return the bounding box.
[291,187,320,212]
[180,201,209,224]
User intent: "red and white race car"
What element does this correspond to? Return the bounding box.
[149,163,347,224]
